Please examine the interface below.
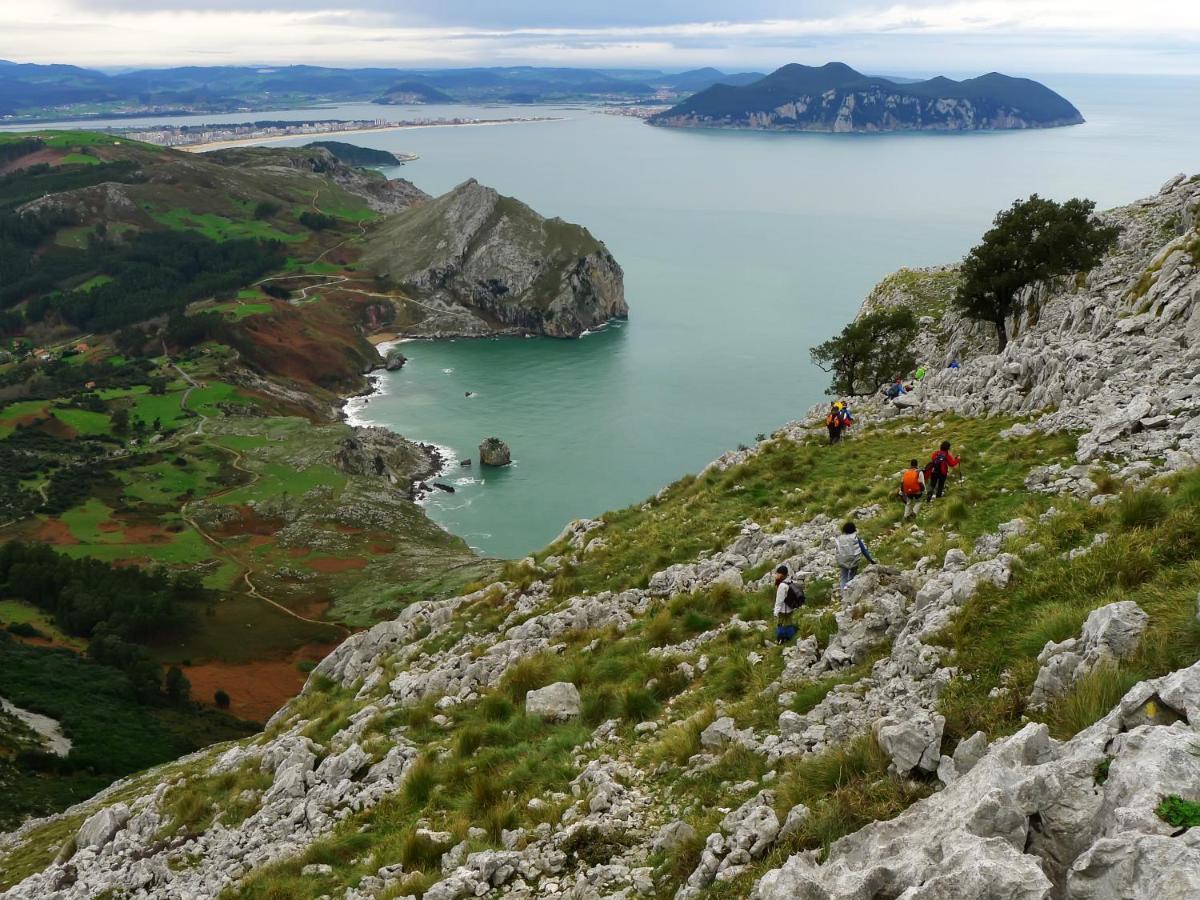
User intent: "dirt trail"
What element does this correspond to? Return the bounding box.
[162,341,348,636]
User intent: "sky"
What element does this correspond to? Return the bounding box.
[2,0,1199,75]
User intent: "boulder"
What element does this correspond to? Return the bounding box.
[1029,601,1149,709]
[525,682,581,720]
[874,711,945,775]
[384,347,407,370]
[652,820,698,854]
[700,716,748,751]
[76,804,130,850]
[479,437,512,467]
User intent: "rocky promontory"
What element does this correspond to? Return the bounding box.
[362,179,628,338]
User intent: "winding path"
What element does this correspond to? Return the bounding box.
[163,343,348,635]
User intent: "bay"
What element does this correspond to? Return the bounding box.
[14,76,1200,558]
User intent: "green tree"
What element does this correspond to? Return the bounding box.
[165,665,191,704]
[954,195,1119,351]
[810,307,918,396]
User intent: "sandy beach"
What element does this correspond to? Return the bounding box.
[180,116,564,153]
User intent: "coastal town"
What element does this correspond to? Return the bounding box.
[115,116,562,149]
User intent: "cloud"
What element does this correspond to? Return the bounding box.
[1,0,1198,73]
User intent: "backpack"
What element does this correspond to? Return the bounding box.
[901,468,923,497]
[834,533,862,568]
[826,413,838,427]
[924,451,949,480]
[784,580,806,611]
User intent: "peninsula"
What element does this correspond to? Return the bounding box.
[114,116,562,151]
[649,62,1085,132]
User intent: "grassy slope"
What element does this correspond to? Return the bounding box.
[211,401,1200,899]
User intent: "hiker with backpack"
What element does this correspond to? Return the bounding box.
[899,458,926,519]
[826,402,852,444]
[834,522,876,594]
[773,564,804,643]
[925,440,962,502]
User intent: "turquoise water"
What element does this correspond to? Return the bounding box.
[15,78,1200,558]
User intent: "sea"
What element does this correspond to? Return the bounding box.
[13,74,1200,557]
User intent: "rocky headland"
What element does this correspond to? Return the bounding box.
[650,62,1084,133]
[3,173,1200,899]
[362,179,628,339]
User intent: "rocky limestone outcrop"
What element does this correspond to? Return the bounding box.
[754,662,1200,900]
[332,425,441,491]
[846,172,1200,483]
[361,179,627,338]
[1029,601,1150,710]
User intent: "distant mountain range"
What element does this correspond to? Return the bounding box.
[649,62,1084,132]
[0,62,765,120]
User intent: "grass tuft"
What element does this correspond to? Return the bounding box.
[1156,795,1200,828]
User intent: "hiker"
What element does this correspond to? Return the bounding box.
[900,458,926,519]
[915,365,927,381]
[925,440,962,502]
[772,564,804,643]
[826,403,844,444]
[834,522,876,594]
[839,402,854,431]
[948,359,960,370]
[884,378,907,401]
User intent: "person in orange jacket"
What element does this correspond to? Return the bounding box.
[899,459,926,518]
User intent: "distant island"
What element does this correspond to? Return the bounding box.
[649,62,1084,132]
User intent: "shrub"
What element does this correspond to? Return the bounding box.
[6,622,42,639]
[582,689,619,726]
[299,211,339,231]
[1156,795,1200,828]
[402,757,436,806]
[214,689,230,709]
[619,687,659,722]
[480,693,514,722]
[253,201,281,220]
[502,655,556,705]
[399,831,447,871]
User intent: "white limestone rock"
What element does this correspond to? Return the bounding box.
[525,682,582,721]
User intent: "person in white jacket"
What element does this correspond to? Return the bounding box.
[834,522,876,594]
[773,564,802,643]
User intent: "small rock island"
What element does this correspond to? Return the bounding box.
[478,437,512,467]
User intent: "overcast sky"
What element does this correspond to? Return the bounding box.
[3,0,1199,74]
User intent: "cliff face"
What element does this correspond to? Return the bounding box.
[361,179,628,338]
[7,177,1200,900]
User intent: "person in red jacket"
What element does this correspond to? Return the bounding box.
[925,440,961,502]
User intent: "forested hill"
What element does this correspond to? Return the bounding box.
[304,142,405,167]
[649,61,1084,132]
